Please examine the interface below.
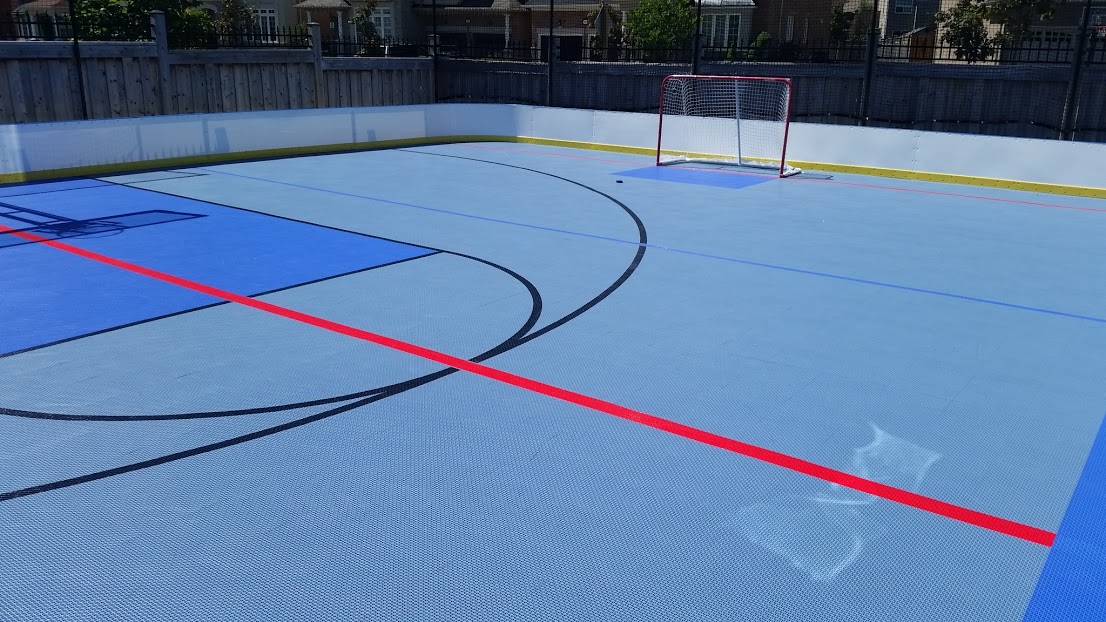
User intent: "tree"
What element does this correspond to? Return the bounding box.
[219,0,257,31]
[353,0,383,52]
[829,5,855,45]
[985,0,1057,43]
[625,0,695,62]
[746,31,770,60]
[779,40,804,61]
[935,0,1057,62]
[73,0,214,41]
[935,0,995,62]
[587,2,624,61]
[851,0,873,40]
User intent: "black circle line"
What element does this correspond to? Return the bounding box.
[0,154,647,502]
[2,152,643,422]
[398,148,649,349]
[0,250,542,422]
[0,171,543,420]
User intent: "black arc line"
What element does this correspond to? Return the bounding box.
[3,154,644,421]
[0,152,647,502]
[0,251,541,421]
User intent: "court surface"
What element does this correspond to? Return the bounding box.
[2,142,1105,621]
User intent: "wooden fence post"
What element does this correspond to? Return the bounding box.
[308,23,328,109]
[150,11,172,115]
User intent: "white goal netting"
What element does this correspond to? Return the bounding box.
[657,75,800,177]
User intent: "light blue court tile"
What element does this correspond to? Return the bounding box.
[614,165,775,189]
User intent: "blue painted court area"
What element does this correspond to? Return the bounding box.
[615,164,774,188]
[1024,414,1106,621]
[0,180,433,355]
[2,143,1106,622]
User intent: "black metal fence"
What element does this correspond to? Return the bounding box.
[320,38,431,58]
[0,14,74,41]
[1,13,156,42]
[169,25,310,50]
[430,22,1103,67]
[425,0,1105,142]
[4,4,1104,142]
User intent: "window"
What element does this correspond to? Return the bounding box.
[703,14,741,48]
[1092,8,1106,29]
[371,7,393,40]
[1027,30,1072,46]
[14,14,40,39]
[894,0,913,14]
[257,8,277,41]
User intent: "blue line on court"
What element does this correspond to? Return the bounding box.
[202,167,1106,326]
[1,181,434,356]
[1022,412,1106,621]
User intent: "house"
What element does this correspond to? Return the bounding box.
[1,0,13,39]
[409,0,756,61]
[10,0,67,17]
[9,0,69,40]
[845,0,939,38]
[241,0,418,41]
[411,0,532,58]
[523,0,615,61]
[932,0,1101,64]
[750,0,835,46]
[697,0,757,55]
[410,0,624,61]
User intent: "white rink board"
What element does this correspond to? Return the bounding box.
[3,103,1105,192]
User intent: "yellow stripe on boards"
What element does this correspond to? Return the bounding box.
[3,132,1104,200]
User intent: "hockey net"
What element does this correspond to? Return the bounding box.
[656,75,800,177]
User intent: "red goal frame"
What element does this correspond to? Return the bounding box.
[655,75,797,178]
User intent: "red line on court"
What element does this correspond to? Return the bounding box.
[797,177,1106,213]
[461,144,1106,214]
[3,222,1056,547]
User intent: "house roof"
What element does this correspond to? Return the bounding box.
[412,0,633,11]
[699,0,756,6]
[518,0,621,6]
[413,0,528,10]
[292,0,353,10]
[13,0,68,13]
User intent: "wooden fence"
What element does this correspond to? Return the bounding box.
[2,20,1103,143]
[436,59,1106,142]
[0,19,433,124]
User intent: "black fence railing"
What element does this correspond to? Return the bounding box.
[5,7,1103,141]
[168,25,310,50]
[1,15,74,41]
[438,36,1103,66]
[437,44,542,61]
[7,10,1099,68]
[2,13,155,42]
[320,39,430,57]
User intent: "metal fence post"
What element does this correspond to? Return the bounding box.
[308,22,329,108]
[67,0,89,119]
[546,0,554,107]
[691,0,703,74]
[431,0,439,102]
[858,9,879,126]
[150,11,172,116]
[1060,0,1094,140]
